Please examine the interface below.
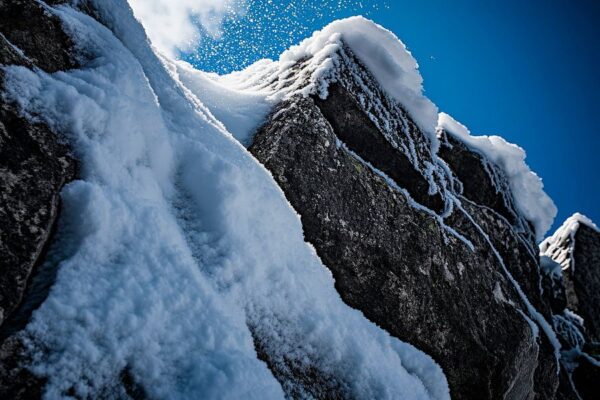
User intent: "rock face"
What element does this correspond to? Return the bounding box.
[0,0,76,328]
[0,1,598,399]
[0,2,77,397]
[540,216,600,399]
[249,45,561,399]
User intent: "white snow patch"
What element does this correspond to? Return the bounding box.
[439,112,557,241]
[1,2,449,399]
[492,282,508,303]
[540,255,563,278]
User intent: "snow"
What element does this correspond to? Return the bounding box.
[540,255,563,278]
[172,60,274,146]
[213,16,439,149]
[1,1,449,399]
[278,17,438,137]
[438,112,557,241]
[200,23,556,239]
[540,213,599,271]
[127,0,245,57]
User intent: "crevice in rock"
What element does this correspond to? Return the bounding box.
[313,83,445,213]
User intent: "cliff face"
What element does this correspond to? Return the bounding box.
[0,1,598,399]
[0,0,76,329]
[249,45,559,399]
[540,216,600,399]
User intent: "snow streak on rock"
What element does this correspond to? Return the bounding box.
[439,112,557,241]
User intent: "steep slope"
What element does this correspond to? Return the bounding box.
[214,21,560,398]
[0,1,448,399]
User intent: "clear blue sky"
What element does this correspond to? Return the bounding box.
[184,0,600,233]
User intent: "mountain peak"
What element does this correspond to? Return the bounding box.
[540,213,599,270]
[278,17,438,133]
[216,17,438,140]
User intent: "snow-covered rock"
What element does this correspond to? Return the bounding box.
[541,214,600,340]
[242,18,564,400]
[438,113,557,241]
[0,1,595,400]
[539,214,600,398]
[0,1,448,399]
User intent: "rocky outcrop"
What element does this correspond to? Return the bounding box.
[249,46,561,399]
[559,224,600,342]
[0,1,597,399]
[0,0,77,328]
[540,216,600,399]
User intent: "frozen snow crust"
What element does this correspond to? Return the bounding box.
[1,1,449,399]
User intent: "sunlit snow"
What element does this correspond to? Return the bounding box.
[1,1,449,398]
[438,112,557,240]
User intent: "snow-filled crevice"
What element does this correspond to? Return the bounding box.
[337,126,557,362]
[1,1,450,398]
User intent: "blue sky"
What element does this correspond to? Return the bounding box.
[183,0,600,233]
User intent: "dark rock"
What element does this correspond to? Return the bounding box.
[250,85,558,398]
[566,224,600,342]
[0,0,77,329]
[314,83,444,213]
[0,336,45,400]
[541,218,600,398]
[540,256,568,314]
[571,355,600,400]
[0,3,76,395]
[0,0,77,73]
[555,367,579,400]
[0,101,76,328]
